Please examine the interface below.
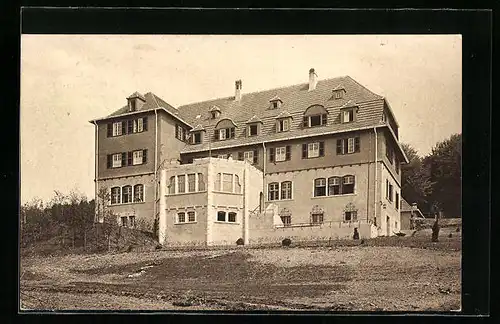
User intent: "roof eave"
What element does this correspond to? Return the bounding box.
[89,107,193,128]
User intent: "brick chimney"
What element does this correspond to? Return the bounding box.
[235,80,242,101]
[308,68,317,91]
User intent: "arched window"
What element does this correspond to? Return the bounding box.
[314,178,326,197]
[342,175,355,194]
[122,185,132,203]
[281,181,292,200]
[133,184,144,202]
[214,118,237,141]
[111,187,121,204]
[168,176,175,194]
[268,182,279,201]
[303,105,328,128]
[328,177,341,196]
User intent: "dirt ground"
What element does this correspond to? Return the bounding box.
[20,228,461,312]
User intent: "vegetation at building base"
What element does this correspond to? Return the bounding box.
[20,189,157,256]
[401,133,461,218]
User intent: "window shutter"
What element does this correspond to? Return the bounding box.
[143,117,148,131]
[107,155,111,168]
[127,120,133,134]
[269,148,275,162]
[214,129,219,140]
[336,139,343,154]
[302,116,308,128]
[121,152,126,166]
[230,127,235,138]
[302,144,307,159]
[238,152,244,161]
[321,114,327,125]
[107,123,112,137]
[253,150,258,164]
[175,125,179,139]
[355,137,360,152]
[285,146,291,161]
[121,121,126,135]
[127,152,133,166]
[319,141,325,156]
[143,149,148,164]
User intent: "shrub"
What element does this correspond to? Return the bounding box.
[236,238,244,245]
[282,238,291,247]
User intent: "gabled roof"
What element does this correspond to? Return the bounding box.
[340,100,358,109]
[190,124,206,132]
[127,91,146,101]
[209,105,221,112]
[246,115,263,124]
[275,111,293,119]
[333,84,346,91]
[269,95,283,102]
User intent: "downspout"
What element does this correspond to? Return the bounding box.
[262,142,266,213]
[154,109,158,232]
[373,127,378,229]
[93,121,98,223]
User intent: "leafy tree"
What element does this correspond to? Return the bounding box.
[424,133,462,218]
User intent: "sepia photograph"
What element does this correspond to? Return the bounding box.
[20,34,462,312]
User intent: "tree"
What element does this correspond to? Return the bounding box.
[400,143,433,213]
[424,133,462,218]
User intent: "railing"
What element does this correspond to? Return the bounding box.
[274,219,374,229]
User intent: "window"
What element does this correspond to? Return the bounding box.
[272,101,279,109]
[277,118,290,132]
[112,153,122,168]
[132,150,143,165]
[342,175,355,194]
[177,212,186,223]
[386,138,394,164]
[121,216,128,227]
[111,187,120,204]
[217,211,226,222]
[130,100,136,111]
[268,182,279,201]
[395,157,400,174]
[235,175,241,193]
[222,173,233,192]
[193,132,202,144]
[336,137,360,155]
[342,110,354,123]
[303,114,327,128]
[217,127,235,141]
[314,178,327,197]
[328,177,341,195]
[228,212,237,223]
[248,124,258,136]
[134,118,143,132]
[244,151,254,163]
[188,174,196,192]
[122,185,132,203]
[345,211,357,222]
[334,90,344,99]
[198,173,205,191]
[188,211,196,222]
[281,181,292,200]
[395,192,400,209]
[178,175,185,193]
[211,111,219,119]
[279,208,292,226]
[133,184,144,202]
[112,122,123,136]
[311,212,324,225]
[217,154,227,159]
[275,147,287,162]
[129,216,136,227]
[215,173,221,191]
[176,125,185,141]
[386,180,393,202]
[219,129,227,140]
[168,176,175,194]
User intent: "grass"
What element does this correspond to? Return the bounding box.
[20,227,461,312]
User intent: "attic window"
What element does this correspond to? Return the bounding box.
[333,88,346,99]
[211,111,220,119]
[272,101,279,109]
[269,96,283,109]
[130,100,136,111]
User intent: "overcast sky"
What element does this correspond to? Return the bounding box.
[20,35,462,203]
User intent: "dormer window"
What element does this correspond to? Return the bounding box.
[332,86,346,99]
[302,105,328,128]
[214,118,237,141]
[192,132,202,144]
[343,110,354,123]
[248,124,258,136]
[126,92,146,112]
[130,100,136,111]
[189,125,205,144]
[245,115,262,137]
[269,96,283,109]
[277,118,290,132]
[209,105,221,119]
[340,101,358,123]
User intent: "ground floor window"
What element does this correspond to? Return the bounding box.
[217,211,226,222]
[177,212,186,223]
[311,205,324,224]
[279,208,292,226]
[228,212,237,222]
[121,216,128,227]
[344,211,357,222]
[188,211,196,222]
[129,216,136,227]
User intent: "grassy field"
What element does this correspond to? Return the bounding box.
[20,227,461,312]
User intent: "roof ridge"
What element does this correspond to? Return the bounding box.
[177,75,348,109]
[344,76,383,98]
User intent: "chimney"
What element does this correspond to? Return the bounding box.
[308,68,317,91]
[235,80,242,101]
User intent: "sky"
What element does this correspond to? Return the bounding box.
[20,35,462,204]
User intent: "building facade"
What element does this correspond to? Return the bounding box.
[90,69,408,246]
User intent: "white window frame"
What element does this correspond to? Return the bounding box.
[268,182,279,201]
[177,212,186,223]
[133,184,144,202]
[133,150,143,165]
[228,212,237,223]
[275,147,287,162]
[122,185,132,204]
[343,110,354,123]
[112,122,122,136]
[248,124,258,136]
[111,187,121,204]
[222,173,233,192]
[112,153,122,168]
[281,181,292,200]
[347,138,355,153]
[219,128,227,140]
[278,118,290,132]
[244,151,254,163]
[187,173,196,193]
[307,142,320,158]
[187,211,196,223]
[134,118,144,133]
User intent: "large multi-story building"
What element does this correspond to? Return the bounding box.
[89,69,408,246]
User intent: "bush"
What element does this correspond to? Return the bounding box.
[236,238,244,246]
[282,238,291,247]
